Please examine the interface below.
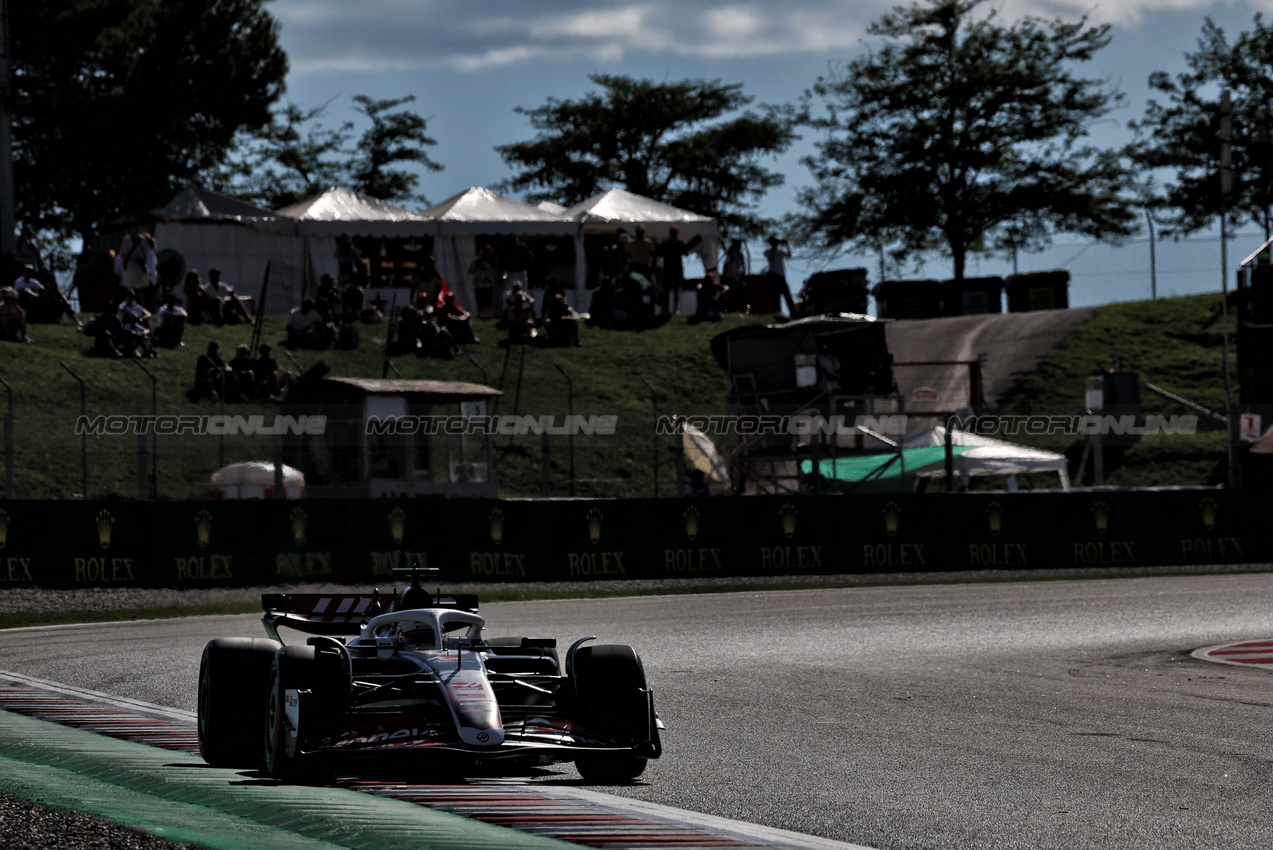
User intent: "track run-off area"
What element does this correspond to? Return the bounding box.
[2,572,1273,849]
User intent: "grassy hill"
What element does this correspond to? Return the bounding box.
[994,293,1233,489]
[0,310,769,500]
[0,292,1236,499]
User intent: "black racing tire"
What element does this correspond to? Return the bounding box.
[264,645,344,784]
[198,637,281,768]
[572,644,651,783]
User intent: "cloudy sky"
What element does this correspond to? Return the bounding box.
[268,0,1273,302]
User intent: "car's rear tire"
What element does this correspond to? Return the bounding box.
[572,644,651,782]
[198,638,281,768]
[264,646,344,784]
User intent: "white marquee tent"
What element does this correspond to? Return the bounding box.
[423,187,582,310]
[147,186,300,311]
[562,187,720,271]
[901,424,1072,490]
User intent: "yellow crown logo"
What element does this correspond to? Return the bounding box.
[884,501,901,537]
[987,501,1003,537]
[1092,500,1109,534]
[195,510,212,549]
[779,503,797,539]
[684,506,700,541]
[96,509,114,549]
[489,508,504,546]
[291,507,307,546]
[0,508,8,549]
[1200,497,1217,533]
[586,507,603,544]
[389,506,406,546]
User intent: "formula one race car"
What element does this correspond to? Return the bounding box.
[197,568,662,783]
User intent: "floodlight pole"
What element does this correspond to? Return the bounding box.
[1219,90,1237,485]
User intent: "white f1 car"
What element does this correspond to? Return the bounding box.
[197,568,662,783]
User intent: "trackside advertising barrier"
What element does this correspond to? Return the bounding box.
[0,489,1262,589]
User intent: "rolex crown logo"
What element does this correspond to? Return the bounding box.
[884,501,901,537]
[779,503,797,539]
[489,508,504,546]
[1092,500,1109,534]
[97,509,115,549]
[684,506,700,541]
[195,510,212,549]
[291,507,307,546]
[586,507,603,544]
[0,508,8,549]
[1200,497,1217,533]
[987,501,1002,537]
[389,506,406,546]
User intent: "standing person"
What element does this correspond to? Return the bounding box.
[14,227,42,272]
[764,235,796,315]
[118,226,154,304]
[503,237,533,290]
[723,239,748,314]
[657,226,702,315]
[468,243,500,319]
[624,226,656,283]
[336,234,362,282]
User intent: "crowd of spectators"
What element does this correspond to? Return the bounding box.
[4,223,797,412]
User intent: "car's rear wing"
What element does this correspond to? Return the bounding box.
[261,592,480,642]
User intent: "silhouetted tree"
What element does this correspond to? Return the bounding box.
[496,74,798,237]
[800,0,1136,280]
[11,0,287,242]
[1129,14,1273,237]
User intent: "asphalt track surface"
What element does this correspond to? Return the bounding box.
[3,572,1273,849]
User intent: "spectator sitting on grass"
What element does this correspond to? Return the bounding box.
[252,343,291,401]
[81,309,125,358]
[228,344,258,400]
[154,293,187,349]
[0,290,31,343]
[540,292,580,347]
[285,298,333,349]
[116,290,156,358]
[438,293,478,345]
[187,340,237,403]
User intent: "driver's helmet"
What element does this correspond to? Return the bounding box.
[395,624,435,647]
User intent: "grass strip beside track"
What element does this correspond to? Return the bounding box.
[0,709,569,850]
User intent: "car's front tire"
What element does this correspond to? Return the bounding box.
[264,646,343,784]
[198,637,281,768]
[572,644,653,782]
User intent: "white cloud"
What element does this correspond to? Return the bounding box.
[272,0,1272,76]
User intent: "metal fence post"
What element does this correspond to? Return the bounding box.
[132,359,158,499]
[60,362,87,497]
[0,376,12,498]
[642,377,659,497]
[554,364,576,497]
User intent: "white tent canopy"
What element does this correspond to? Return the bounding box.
[902,424,1072,490]
[423,187,583,310]
[563,187,720,273]
[274,186,435,310]
[277,186,432,237]
[148,186,302,313]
